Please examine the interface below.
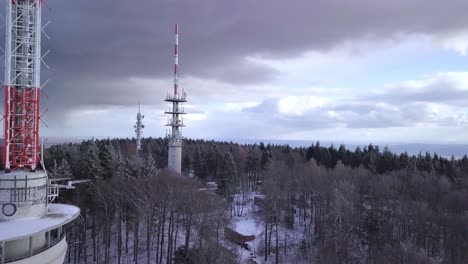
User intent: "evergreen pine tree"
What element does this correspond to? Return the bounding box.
[99,141,116,179]
[193,146,207,182]
[58,158,73,178]
[217,152,238,198]
[182,155,191,174]
[49,159,60,178]
[142,153,159,177]
[82,141,103,181]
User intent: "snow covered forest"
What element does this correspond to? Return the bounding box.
[38,138,468,264]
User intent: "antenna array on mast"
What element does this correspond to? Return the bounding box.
[164,24,188,174]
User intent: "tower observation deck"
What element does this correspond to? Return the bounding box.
[164,24,187,174]
[0,1,80,263]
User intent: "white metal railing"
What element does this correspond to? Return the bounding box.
[165,106,185,113]
[47,184,60,204]
[165,92,187,101]
[165,117,185,127]
[0,176,47,204]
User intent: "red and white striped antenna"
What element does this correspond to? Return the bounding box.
[174,23,179,96]
[164,23,187,174]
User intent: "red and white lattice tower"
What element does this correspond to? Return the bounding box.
[0,2,80,263]
[164,24,187,174]
[3,0,43,172]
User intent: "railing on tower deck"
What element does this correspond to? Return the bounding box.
[165,130,183,140]
[164,106,186,114]
[47,182,60,204]
[0,175,47,205]
[165,117,185,127]
[165,92,187,102]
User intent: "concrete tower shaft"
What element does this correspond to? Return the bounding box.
[3,0,43,172]
[164,24,187,174]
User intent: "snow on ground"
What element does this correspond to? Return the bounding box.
[228,191,316,264]
[235,219,257,237]
[229,192,263,264]
[66,189,311,264]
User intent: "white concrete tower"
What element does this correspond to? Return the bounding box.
[134,102,144,154]
[164,24,187,174]
[0,1,80,263]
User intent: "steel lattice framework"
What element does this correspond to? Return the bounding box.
[3,0,42,172]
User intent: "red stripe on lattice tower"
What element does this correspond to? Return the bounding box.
[2,86,41,171]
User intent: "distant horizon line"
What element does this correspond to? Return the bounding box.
[0,136,464,157]
[12,136,466,147]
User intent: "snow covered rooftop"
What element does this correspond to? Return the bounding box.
[0,203,80,242]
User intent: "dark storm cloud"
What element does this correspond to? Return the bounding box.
[2,0,468,115]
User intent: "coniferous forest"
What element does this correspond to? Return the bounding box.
[41,138,468,264]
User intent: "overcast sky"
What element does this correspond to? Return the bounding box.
[2,0,468,144]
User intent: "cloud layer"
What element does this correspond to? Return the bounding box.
[0,0,468,141]
[245,73,468,131]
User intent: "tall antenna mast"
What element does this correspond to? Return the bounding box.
[135,101,144,154]
[164,23,187,174]
[174,23,179,96]
[0,2,80,263]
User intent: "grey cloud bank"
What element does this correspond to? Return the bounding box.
[0,0,466,106]
[0,0,467,140]
[245,75,468,130]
